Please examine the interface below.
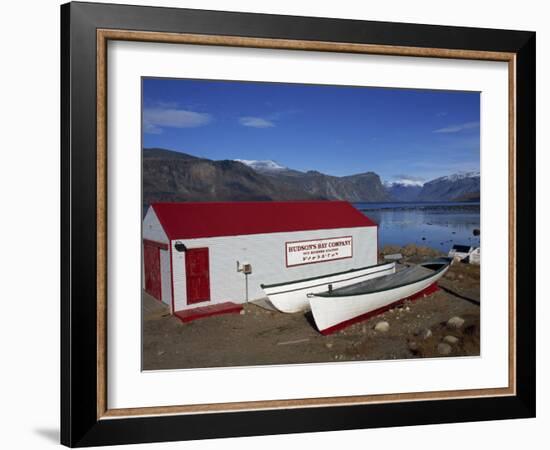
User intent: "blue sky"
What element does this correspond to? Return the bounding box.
[142,78,480,184]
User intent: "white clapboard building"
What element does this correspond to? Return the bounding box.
[142,201,378,313]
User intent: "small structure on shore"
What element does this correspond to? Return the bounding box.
[468,247,481,265]
[143,201,379,314]
[448,244,480,264]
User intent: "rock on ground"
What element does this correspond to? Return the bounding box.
[408,340,419,352]
[437,342,452,355]
[415,328,432,340]
[374,321,390,332]
[443,335,459,345]
[447,316,465,329]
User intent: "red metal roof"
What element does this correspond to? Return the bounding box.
[151,201,376,240]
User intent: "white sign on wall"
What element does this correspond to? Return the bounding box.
[285,236,353,267]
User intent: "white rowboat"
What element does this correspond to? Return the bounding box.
[261,261,396,313]
[309,259,451,334]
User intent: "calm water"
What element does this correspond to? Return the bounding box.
[354,202,480,252]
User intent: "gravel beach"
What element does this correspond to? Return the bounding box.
[142,246,480,370]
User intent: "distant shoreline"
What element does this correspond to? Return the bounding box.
[354,201,480,212]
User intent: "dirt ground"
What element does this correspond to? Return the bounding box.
[143,250,480,370]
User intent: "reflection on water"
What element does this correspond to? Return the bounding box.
[354,202,480,251]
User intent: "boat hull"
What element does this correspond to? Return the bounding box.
[309,264,449,334]
[262,262,396,313]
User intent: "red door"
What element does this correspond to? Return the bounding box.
[185,248,211,304]
[144,242,162,300]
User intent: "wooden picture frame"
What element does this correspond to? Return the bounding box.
[61,1,535,447]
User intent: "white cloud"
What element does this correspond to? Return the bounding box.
[143,107,212,134]
[433,121,479,133]
[143,122,163,135]
[239,116,275,128]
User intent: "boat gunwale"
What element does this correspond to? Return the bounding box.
[265,265,396,297]
[311,261,450,298]
[260,261,396,290]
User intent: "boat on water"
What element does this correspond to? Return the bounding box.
[261,261,396,313]
[309,258,452,334]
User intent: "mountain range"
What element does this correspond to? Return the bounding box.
[142,148,318,207]
[384,171,480,202]
[384,182,424,202]
[416,171,480,201]
[142,148,480,210]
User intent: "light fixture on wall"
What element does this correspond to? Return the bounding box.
[174,241,187,252]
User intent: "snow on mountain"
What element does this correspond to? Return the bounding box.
[384,179,424,188]
[235,158,390,201]
[418,171,480,201]
[436,171,480,182]
[384,171,479,202]
[384,182,423,201]
[234,159,287,172]
[383,177,424,201]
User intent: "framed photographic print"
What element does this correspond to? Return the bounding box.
[61,1,536,447]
